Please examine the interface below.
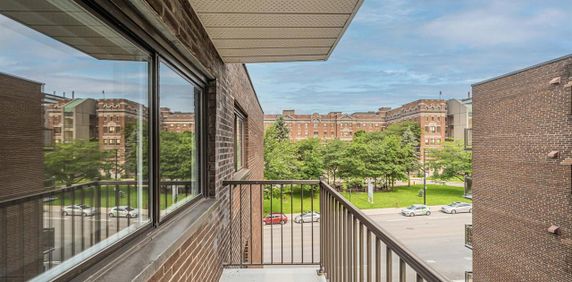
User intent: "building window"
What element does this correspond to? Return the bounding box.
[235,108,246,171]
[0,1,150,280]
[109,126,115,133]
[159,61,201,219]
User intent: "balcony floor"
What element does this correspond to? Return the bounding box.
[220,267,325,282]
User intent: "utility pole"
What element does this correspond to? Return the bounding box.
[423,148,427,205]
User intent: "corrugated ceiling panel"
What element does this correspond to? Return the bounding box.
[200,14,349,28]
[191,0,359,14]
[212,39,336,49]
[224,55,326,63]
[219,47,330,57]
[208,27,343,39]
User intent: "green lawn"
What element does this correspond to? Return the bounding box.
[341,184,470,209]
[263,184,469,214]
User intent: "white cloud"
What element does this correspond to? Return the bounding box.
[422,2,566,47]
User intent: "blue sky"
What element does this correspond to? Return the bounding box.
[247,0,572,114]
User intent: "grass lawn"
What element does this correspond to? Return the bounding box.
[263,184,469,214]
[341,184,470,209]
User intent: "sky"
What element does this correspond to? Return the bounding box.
[247,0,572,114]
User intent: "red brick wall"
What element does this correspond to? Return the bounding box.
[140,0,264,281]
[472,56,572,281]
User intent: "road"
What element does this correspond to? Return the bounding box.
[262,207,471,281]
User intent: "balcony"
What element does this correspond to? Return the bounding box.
[222,180,448,282]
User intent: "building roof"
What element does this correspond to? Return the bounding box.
[188,0,364,63]
[63,99,86,112]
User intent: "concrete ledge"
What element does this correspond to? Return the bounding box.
[74,198,218,282]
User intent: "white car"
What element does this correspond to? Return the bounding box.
[401,205,431,217]
[294,211,320,223]
[441,202,472,214]
[62,205,96,216]
[109,206,139,218]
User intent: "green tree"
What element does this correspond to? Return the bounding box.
[273,116,290,141]
[44,140,110,186]
[322,139,346,185]
[160,131,196,180]
[264,120,300,181]
[296,138,323,180]
[427,141,472,181]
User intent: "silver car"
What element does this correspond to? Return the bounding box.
[401,205,431,217]
[294,211,320,223]
[109,206,139,218]
[62,205,96,217]
[441,202,472,214]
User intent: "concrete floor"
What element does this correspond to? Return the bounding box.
[220,267,325,282]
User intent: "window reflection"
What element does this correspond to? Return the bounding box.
[0,1,149,280]
[159,62,200,218]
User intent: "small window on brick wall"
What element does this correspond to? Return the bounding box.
[234,108,247,171]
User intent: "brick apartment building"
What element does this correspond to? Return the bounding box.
[265,99,447,155]
[472,54,572,281]
[264,107,389,141]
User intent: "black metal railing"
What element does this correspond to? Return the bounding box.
[223,180,321,267]
[464,175,472,199]
[320,181,447,282]
[223,180,447,282]
[0,180,189,280]
[465,224,473,249]
[464,128,472,151]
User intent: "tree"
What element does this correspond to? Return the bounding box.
[322,139,346,186]
[273,116,290,141]
[296,138,323,180]
[44,140,110,186]
[427,141,472,181]
[160,131,197,180]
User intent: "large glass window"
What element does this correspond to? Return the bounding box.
[158,62,200,218]
[0,1,149,280]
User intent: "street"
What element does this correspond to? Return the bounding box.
[262,206,471,281]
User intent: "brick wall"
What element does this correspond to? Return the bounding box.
[0,73,45,279]
[472,56,572,281]
[140,0,264,281]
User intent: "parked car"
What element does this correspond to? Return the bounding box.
[441,202,472,214]
[109,206,139,218]
[62,205,95,217]
[263,213,288,225]
[401,204,431,217]
[294,211,320,223]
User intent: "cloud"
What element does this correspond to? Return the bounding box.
[422,2,566,47]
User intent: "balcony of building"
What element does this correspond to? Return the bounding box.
[219,180,449,282]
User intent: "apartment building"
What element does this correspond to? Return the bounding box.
[472,54,572,281]
[264,108,389,141]
[265,100,447,154]
[446,96,472,141]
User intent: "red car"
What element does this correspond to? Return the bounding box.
[263,213,288,225]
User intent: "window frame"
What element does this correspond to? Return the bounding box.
[9,1,212,280]
[234,107,247,172]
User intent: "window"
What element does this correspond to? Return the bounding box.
[234,109,246,171]
[0,1,149,280]
[109,126,115,133]
[158,62,201,219]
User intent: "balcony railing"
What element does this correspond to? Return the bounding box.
[465,271,473,282]
[464,128,472,151]
[465,224,473,249]
[223,180,448,282]
[0,180,190,279]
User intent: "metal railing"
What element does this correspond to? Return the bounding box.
[464,128,472,151]
[0,180,190,280]
[465,224,473,249]
[223,180,321,266]
[223,180,447,281]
